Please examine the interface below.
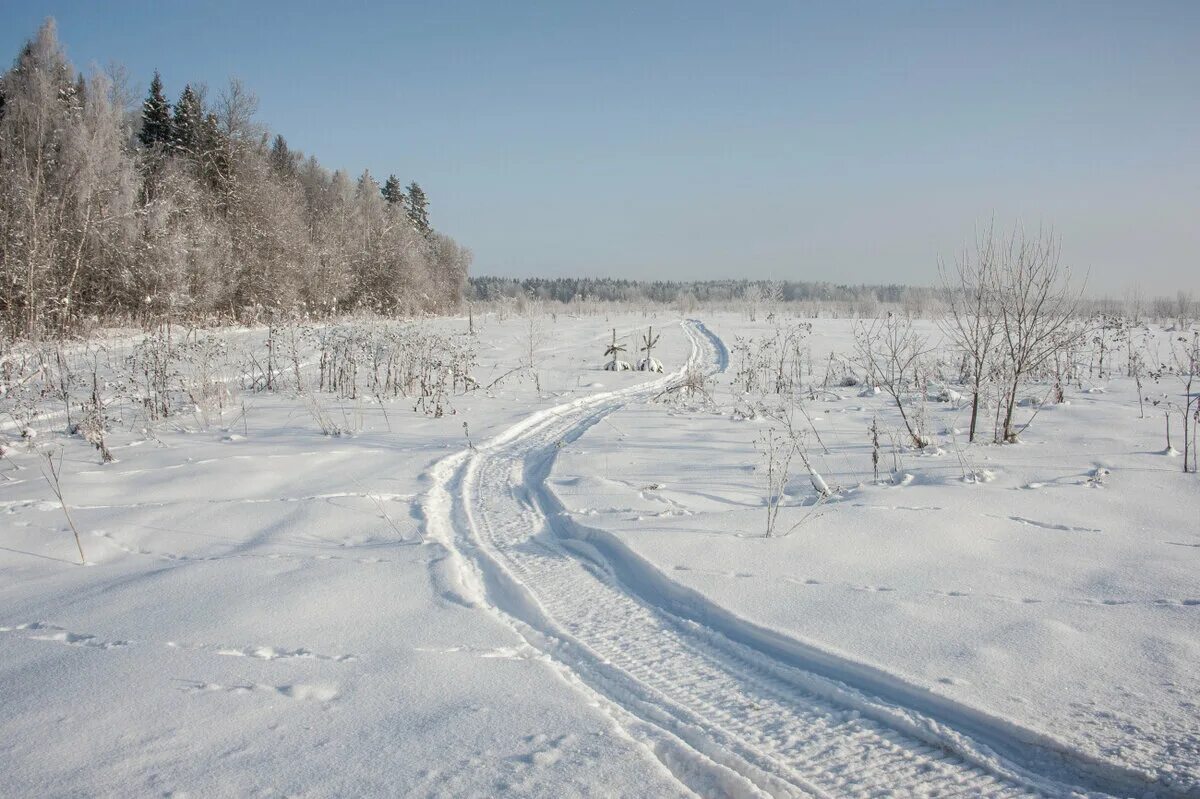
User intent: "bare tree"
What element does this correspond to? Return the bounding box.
[763,280,784,317]
[938,224,1000,442]
[521,298,547,392]
[0,20,78,339]
[1151,331,1200,473]
[1175,291,1195,330]
[744,283,763,322]
[989,227,1081,443]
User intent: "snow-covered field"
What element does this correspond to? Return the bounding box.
[1,311,1196,798]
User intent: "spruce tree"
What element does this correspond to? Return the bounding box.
[382,174,406,208]
[406,181,430,235]
[73,72,87,107]
[269,134,294,177]
[138,70,171,149]
[171,84,203,157]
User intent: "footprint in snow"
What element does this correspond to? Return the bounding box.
[180,681,339,702]
[0,622,131,649]
[673,565,754,579]
[511,733,577,768]
[216,645,356,662]
[992,515,1101,533]
[414,644,538,660]
[166,641,356,662]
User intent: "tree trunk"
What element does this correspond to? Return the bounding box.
[1002,382,1019,443]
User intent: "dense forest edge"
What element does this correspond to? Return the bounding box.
[0,19,470,340]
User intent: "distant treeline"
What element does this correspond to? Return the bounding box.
[467,277,1194,323]
[468,276,931,307]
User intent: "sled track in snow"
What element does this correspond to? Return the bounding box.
[423,319,1186,799]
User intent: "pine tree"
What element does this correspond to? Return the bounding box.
[138,70,171,149]
[269,134,295,177]
[382,174,406,208]
[73,72,87,106]
[406,181,430,235]
[170,84,203,157]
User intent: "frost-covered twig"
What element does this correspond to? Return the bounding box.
[41,448,87,564]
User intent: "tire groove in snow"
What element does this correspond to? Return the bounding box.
[424,319,1173,799]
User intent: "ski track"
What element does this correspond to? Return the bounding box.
[423,319,1188,799]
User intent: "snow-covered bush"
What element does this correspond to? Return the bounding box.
[853,314,930,449]
[637,357,663,373]
[313,322,476,415]
[755,400,833,537]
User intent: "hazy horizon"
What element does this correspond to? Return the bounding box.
[4,1,1197,295]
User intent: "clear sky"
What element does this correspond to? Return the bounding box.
[3,1,1197,294]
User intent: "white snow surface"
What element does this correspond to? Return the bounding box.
[0,314,690,798]
[1,311,1197,798]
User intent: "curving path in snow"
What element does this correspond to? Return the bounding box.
[421,319,1186,799]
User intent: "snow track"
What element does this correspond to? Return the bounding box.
[423,320,1177,799]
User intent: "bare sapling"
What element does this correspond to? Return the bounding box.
[1180,331,1199,473]
[286,324,306,394]
[41,448,87,564]
[52,347,76,431]
[265,320,277,392]
[1151,397,1175,455]
[1151,331,1200,472]
[1042,316,1088,407]
[1194,404,1199,475]
[989,226,1082,443]
[870,416,881,483]
[757,424,794,537]
[853,313,931,448]
[1174,291,1195,331]
[886,428,905,477]
[938,224,1000,442]
[1127,324,1151,419]
[522,301,546,393]
[744,283,762,322]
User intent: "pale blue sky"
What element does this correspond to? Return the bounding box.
[3,1,1197,293]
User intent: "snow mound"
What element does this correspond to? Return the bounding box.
[637,357,663,373]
